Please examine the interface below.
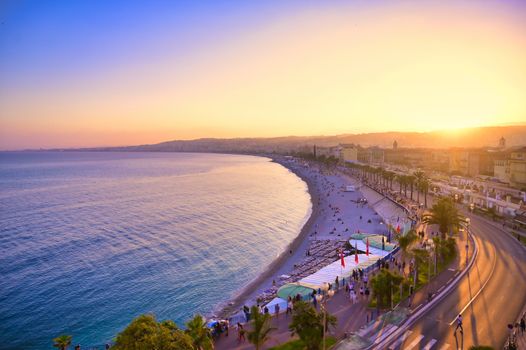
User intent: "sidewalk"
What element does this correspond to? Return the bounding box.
[214,289,370,349]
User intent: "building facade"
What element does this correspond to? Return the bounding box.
[510,147,526,189]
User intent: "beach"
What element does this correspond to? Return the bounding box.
[217,156,409,319]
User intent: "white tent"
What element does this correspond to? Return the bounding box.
[298,254,381,289]
[264,297,288,314]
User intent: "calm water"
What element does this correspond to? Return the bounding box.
[0,152,311,349]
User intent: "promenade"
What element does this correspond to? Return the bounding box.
[215,161,473,350]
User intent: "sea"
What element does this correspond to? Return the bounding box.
[0,152,312,349]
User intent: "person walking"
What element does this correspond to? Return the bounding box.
[274,303,280,319]
[520,316,525,335]
[455,314,463,333]
[237,323,246,343]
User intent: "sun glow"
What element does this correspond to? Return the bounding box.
[1,1,525,149]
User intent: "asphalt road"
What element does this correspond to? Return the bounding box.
[382,212,526,350]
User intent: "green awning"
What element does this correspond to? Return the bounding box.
[277,283,314,301]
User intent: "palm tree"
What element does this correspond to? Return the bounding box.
[288,301,337,350]
[247,306,274,350]
[370,269,404,310]
[413,171,425,203]
[407,175,416,200]
[185,315,214,350]
[412,248,430,289]
[53,335,72,350]
[419,177,430,208]
[396,175,405,195]
[386,171,395,190]
[397,230,418,275]
[422,197,466,239]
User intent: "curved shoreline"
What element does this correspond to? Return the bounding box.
[217,157,320,317]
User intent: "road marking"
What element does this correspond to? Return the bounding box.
[448,268,456,271]
[403,335,424,350]
[411,304,423,313]
[423,339,437,349]
[374,324,398,344]
[388,330,412,349]
[448,238,497,325]
[439,344,450,350]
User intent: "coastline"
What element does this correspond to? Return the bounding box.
[217,156,321,317]
[216,156,412,320]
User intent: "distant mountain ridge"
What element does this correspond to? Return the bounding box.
[63,125,526,153]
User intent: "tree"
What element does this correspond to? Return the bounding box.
[53,335,72,350]
[113,314,194,350]
[397,230,418,273]
[419,177,430,208]
[413,171,426,203]
[433,236,457,266]
[288,301,337,350]
[397,175,406,195]
[407,175,416,200]
[247,306,274,350]
[370,270,404,310]
[185,315,214,350]
[422,197,466,239]
[411,248,430,288]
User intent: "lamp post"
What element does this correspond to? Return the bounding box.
[316,283,334,350]
[464,218,471,266]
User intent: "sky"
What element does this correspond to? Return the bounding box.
[0,0,525,150]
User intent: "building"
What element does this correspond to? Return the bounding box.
[510,147,526,189]
[339,144,359,163]
[448,149,470,176]
[448,148,500,177]
[358,146,385,165]
[494,159,510,183]
[315,146,338,158]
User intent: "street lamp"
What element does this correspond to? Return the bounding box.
[464,218,471,266]
[316,284,335,350]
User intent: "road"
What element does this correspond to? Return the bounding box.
[380,212,526,349]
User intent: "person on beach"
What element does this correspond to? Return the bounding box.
[274,303,280,318]
[359,286,364,299]
[264,306,269,314]
[287,297,293,315]
[237,323,245,342]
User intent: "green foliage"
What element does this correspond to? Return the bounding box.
[247,305,275,350]
[423,197,465,238]
[288,301,337,350]
[268,337,337,350]
[185,315,214,350]
[397,230,418,263]
[113,314,194,350]
[433,237,457,266]
[52,335,72,350]
[370,269,404,310]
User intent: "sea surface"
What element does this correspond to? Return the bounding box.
[0,152,311,349]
